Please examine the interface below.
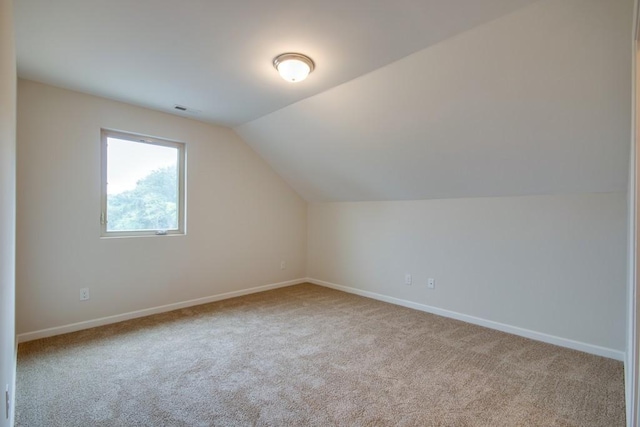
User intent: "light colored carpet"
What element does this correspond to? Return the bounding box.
[16,283,624,426]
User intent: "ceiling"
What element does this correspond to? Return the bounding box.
[15,0,633,203]
[15,0,539,126]
[237,0,633,202]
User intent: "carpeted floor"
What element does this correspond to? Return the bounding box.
[16,283,624,426]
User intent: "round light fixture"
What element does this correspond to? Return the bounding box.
[273,53,315,83]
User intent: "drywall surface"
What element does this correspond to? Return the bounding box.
[237,0,632,202]
[14,0,539,126]
[308,193,627,351]
[626,46,640,426]
[0,0,16,424]
[16,80,307,334]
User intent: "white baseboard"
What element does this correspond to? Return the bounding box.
[17,278,307,343]
[307,278,625,361]
[18,277,626,362]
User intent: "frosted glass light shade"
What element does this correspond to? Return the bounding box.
[273,53,315,83]
[277,59,310,82]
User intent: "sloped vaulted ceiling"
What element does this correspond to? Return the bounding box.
[15,0,540,126]
[236,0,633,202]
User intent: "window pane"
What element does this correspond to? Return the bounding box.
[106,137,179,232]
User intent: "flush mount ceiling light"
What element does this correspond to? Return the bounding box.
[273,53,315,83]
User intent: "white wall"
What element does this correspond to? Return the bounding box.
[627,38,640,427]
[0,0,16,424]
[16,80,307,335]
[308,193,627,354]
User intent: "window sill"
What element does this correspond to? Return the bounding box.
[100,232,186,240]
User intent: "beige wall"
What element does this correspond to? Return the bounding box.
[627,43,640,426]
[308,193,627,353]
[14,80,629,362]
[16,80,307,334]
[0,0,16,424]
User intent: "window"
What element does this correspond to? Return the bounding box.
[100,129,186,237]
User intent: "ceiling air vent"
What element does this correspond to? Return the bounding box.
[173,104,202,115]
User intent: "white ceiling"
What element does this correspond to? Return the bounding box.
[237,0,633,202]
[15,0,633,203]
[15,0,539,126]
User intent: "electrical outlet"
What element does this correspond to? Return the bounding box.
[405,274,412,285]
[80,288,90,301]
[428,278,435,289]
[280,261,286,270]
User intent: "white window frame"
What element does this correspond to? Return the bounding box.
[100,129,186,238]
